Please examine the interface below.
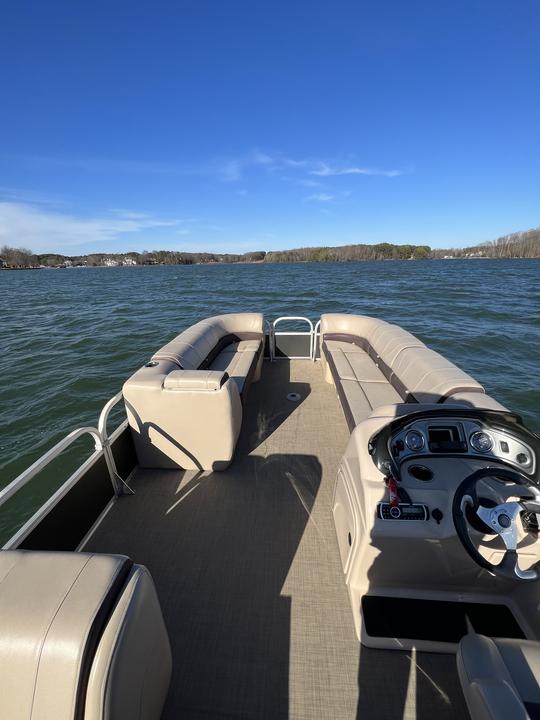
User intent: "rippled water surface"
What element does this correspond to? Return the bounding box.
[1,260,539,537]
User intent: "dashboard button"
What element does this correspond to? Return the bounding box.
[500,441,509,453]
[516,452,530,466]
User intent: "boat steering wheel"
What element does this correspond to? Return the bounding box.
[453,467,540,581]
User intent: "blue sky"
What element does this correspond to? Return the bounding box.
[0,0,539,254]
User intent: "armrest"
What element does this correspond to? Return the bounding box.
[123,369,242,471]
[163,370,228,391]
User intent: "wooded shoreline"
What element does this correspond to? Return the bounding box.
[1,228,539,269]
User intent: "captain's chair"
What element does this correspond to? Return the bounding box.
[0,550,171,720]
[457,632,540,720]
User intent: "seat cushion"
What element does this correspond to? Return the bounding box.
[209,344,258,397]
[324,339,366,354]
[360,380,402,409]
[457,633,540,720]
[85,565,172,720]
[0,550,172,720]
[323,340,403,429]
[340,380,374,427]
[0,551,132,720]
[326,344,388,383]
[495,638,540,712]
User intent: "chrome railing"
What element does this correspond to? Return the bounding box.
[270,316,315,361]
[0,393,129,549]
[312,319,321,361]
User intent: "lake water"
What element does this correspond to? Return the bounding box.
[1,259,539,539]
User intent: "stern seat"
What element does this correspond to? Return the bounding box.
[457,632,540,720]
[0,550,171,720]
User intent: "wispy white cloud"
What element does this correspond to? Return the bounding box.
[0,186,68,206]
[220,160,242,182]
[282,176,322,188]
[305,193,334,202]
[0,202,179,253]
[3,150,409,185]
[311,163,404,177]
[107,208,154,220]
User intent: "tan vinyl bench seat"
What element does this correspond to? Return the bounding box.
[321,314,502,431]
[123,313,264,470]
[0,550,171,720]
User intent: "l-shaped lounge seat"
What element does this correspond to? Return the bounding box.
[321,314,504,431]
[123,313,264,471]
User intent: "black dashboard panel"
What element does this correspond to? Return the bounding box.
[369,408,540,483]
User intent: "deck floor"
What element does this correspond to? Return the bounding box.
[87,359,469,719]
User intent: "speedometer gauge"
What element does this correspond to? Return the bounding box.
[470,430,493,453]
[405,430,425,451]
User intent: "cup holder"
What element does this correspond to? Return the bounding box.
[408,465,433,482]
[145,361,159,368]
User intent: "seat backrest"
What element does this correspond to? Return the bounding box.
[152,313,264,369]
[0,550,171,720]
[390,346,484,403]
[457,633,540,720]
[321,313,485,404]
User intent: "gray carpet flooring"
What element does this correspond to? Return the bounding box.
[87,360,469,719]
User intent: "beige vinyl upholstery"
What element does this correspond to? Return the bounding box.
[457,633,540,720]
[0,550,171,720]
[208,339,263,396]
[124,313,264,470]
[320,313,493,430]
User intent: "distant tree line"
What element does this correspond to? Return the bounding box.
[264,243,431,262]
[431,229,540,259]
[1,228,539,269]
[264,229,540,262]
[0,246,267,268]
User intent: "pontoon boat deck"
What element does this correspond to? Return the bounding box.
[1,313,539,720]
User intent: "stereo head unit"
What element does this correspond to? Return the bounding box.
[378,503,429,521]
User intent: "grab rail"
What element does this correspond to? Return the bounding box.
[271,316,315,361]
[312,320,321,361]
[0,426,103,510]
[264,319,275,361]
[98,391,128,495]
[0,391,128,519]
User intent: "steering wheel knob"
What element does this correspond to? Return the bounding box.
[498,513,511,528]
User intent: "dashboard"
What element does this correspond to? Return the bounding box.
[390,417,536,476]
[367,408,540,525]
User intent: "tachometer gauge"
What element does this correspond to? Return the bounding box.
[405,430,425,451]
[470,430,494,453]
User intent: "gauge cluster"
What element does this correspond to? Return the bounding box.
[391,418,536,475]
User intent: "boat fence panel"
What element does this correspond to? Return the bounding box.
[270,316,315,360]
